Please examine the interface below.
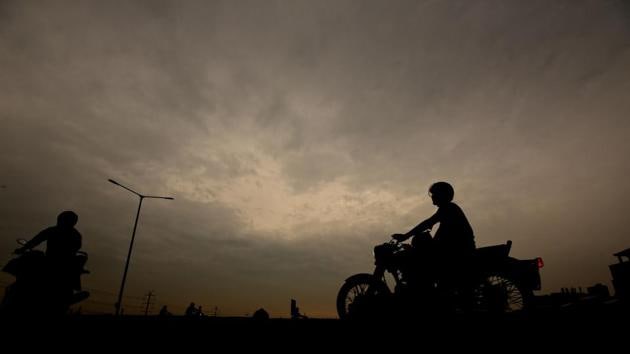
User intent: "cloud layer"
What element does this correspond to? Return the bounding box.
[1,0,630,316]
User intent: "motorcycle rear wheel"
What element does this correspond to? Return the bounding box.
[472,274,532,314]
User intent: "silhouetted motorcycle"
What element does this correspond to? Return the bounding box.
[0,239,90,316]
[337,232,543,319]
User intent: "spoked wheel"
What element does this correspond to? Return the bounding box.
[472,274,531,314]
[336,274,391,320]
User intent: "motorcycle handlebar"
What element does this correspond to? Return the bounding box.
[12,239,88,257]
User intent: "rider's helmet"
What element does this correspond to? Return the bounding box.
[428,182,454,205]
[57,210,78,228]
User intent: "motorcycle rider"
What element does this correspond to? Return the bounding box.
[16,211,82,258]
[393,182,475,251]
[15,210,88,301]
[391,182,476,310]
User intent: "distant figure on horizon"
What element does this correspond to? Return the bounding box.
[197,305,204,317]
[252,308,269,321]
[15,210,88,293]
[185,302,197,317]
[290,299,308,319]
[159,305,171,317]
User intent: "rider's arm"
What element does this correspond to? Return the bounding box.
[392,209,442,242]
[405,210,441,237]
[16,228,51,253]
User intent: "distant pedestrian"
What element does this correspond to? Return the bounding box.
[185,302,197,317]
[159,305,171,317]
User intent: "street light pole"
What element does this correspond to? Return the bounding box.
[115,194,143,317]
[108,179,173,316]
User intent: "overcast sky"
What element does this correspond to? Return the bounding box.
[1,0,629,317]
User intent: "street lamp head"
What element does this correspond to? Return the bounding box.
[108,178,142,196]
[145,195,174,200]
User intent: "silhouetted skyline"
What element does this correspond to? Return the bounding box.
[1,0,630,317]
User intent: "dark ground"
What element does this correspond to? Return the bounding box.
[1,300,628,350]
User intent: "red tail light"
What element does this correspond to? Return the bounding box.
[536,257,544,269]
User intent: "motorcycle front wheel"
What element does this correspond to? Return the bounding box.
[336,274,391,320]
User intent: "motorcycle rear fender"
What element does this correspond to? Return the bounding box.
[503,258,542,291]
